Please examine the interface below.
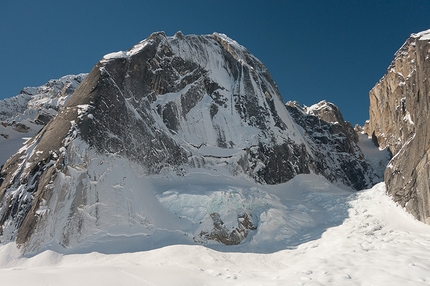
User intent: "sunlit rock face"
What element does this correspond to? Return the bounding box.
[364,29,430,224]
[0,32,377,252]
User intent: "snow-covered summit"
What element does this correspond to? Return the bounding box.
[0,74,86,166]
[0,74,86,123]
[101,31,258,68]
[305,100,344,125]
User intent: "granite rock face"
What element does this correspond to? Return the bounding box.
[364,29,430,224]
[64,31,314,180]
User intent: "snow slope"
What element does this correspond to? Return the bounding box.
[3,135,352,254]
[0,177,429,285]
[0,132,385,254]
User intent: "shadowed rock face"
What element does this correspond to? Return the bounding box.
[0,32,377,251]
[364,30,430,224]
[287,101,375,190]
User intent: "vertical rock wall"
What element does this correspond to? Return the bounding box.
[364,30,430,223]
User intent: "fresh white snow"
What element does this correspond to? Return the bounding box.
[101,51,128,61]
[101,38,152,63]
[414,28,430,41]
[0,122,38,165]
[0,178,429,285]
[357,132,391,180]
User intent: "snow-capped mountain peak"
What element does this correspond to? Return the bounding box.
[0,32,381,254]
[0,74,86,166]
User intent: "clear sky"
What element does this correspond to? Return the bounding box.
[1,1,429,125]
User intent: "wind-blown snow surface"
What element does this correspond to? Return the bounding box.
[1,177,430,285]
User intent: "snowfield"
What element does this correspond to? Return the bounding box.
[1,179,429,285]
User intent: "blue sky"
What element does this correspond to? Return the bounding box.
[0,1,429,125]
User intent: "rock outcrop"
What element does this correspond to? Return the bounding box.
[364,29,430,224]
[287,100,374,190]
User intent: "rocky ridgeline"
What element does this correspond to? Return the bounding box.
[0,74,86,123]
[287,100,374,190]
[364,29,430,224]
[0,74,86,166]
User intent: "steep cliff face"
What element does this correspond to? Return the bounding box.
[64,31,312,182]
[0,32,378,253]
[364,29,430,224]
